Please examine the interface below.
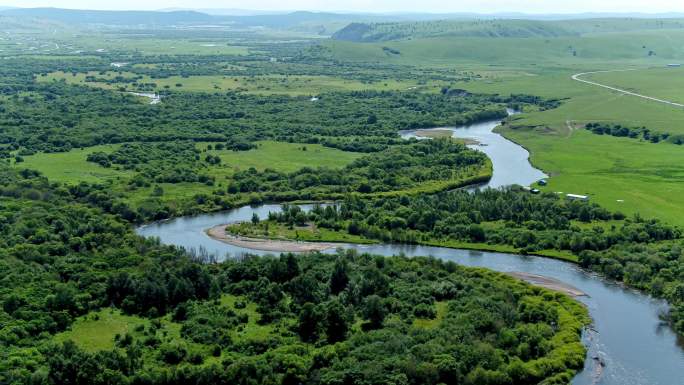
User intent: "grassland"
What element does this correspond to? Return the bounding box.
[54,309,151,352]
[98,38,249,56]
[584,67,684,104]
[413,301,448,329]
[15,145,132,184]
[14,141,359,182]
[446,66,684,226]
[39,71,432,95]
[204,141,362,172]
[324,29,684,67]
[323,32,684,228]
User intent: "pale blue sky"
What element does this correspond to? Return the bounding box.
[1,0,684,13]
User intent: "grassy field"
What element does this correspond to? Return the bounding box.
[205,141,362,173]
[40,71,432,95]
[325,30,684,67]
[64,34,249,55]
[54,309,150,352]
[14,145,131,184]
[505,129,684,226]
[584,67,684,104]
[102,38,249,56]
[413,301,448,329]
[413,62,684,226]
[14,141,359,182]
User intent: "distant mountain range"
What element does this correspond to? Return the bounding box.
[0,8,216,25]
[3,7,684,32]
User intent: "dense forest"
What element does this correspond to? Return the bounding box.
[0,168,588,385]
[0,81,519,154]
[231,189,684,334]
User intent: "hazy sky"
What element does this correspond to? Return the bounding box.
[1,0,684,14]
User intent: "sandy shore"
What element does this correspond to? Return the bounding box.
[508,272,586,297]
[206,224,337,252]
[207,225,585,295]
[413,129,454,138]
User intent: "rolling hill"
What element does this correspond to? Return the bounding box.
[332,18,684,42]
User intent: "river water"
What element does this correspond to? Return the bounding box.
[399,111,547,189]
[136,117,684,385]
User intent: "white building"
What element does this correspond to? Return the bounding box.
[566,193,589,201]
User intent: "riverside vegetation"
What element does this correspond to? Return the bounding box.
[228,189,684,334]
[0,169,589,384]
[3,9,684,385]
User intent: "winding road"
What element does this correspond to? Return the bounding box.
[572,69,684,108]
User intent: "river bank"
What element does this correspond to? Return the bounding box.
[508,272,586,297]
[206,224,337,252]
[135,111,684,384]
[212,221,584,296]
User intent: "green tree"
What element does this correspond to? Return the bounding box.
[362,295,386,329]
[298,303,320,343]
[325,300,350,343]
[329,258,350,295]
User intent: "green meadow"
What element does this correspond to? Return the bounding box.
[470,69,684,226]
[330,33,684,226]
[40,71,430,95]
[72,36,249,56]
[15,145,131,184]
[205,141,363,173]
[584,67,684,104]
[55,294,276,355]
[324,29,684,67]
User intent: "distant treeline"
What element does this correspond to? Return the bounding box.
[268,189,678,255]
[585,122,684,145]
[0,80,557,154]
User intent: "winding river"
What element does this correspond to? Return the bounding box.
[400,110,547,189]
[136,116,684,385]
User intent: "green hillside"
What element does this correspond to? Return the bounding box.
[325,29,684,66]
[332,18,684,42]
